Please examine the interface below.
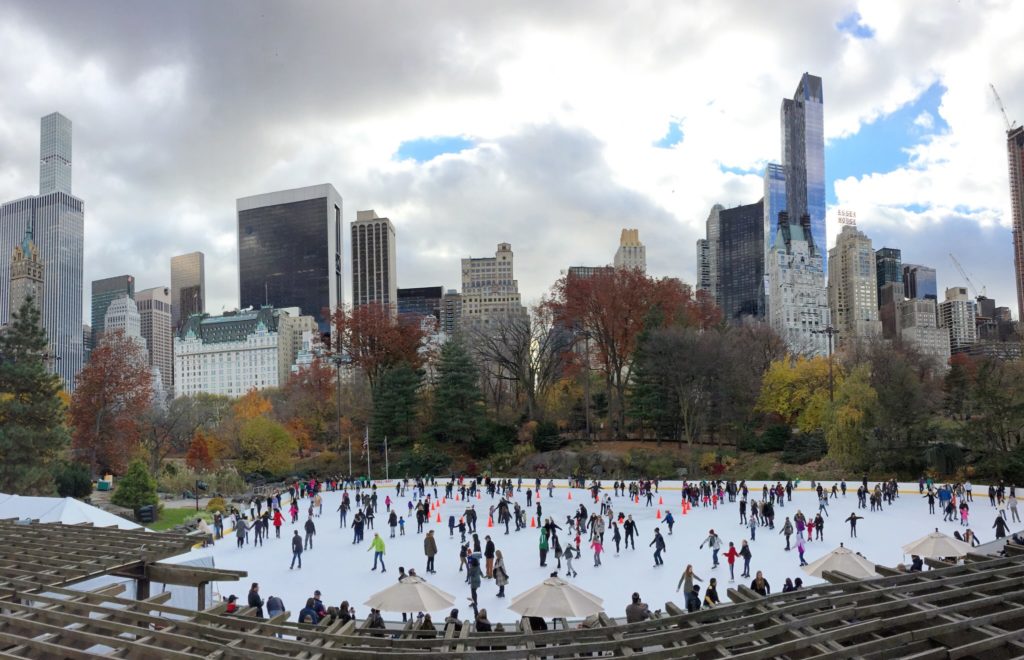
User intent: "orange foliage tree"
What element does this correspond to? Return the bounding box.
[185,430,215,472]
[278,358,337,451]
[331,303,429,390]
[70,330,153,473]
[546,268,718,437]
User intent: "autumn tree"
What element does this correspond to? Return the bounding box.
[140,393,229,474]
[547,268,698,437]
[824,364,877,469]
[331,303,429,391]
[276,358,337,450]
[185,430,216,472]
[70,330,152,474]
[756,356,837,433]
[238,416,297,475]
[0,296,69,494]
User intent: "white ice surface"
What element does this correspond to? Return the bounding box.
[180,480,1020,624]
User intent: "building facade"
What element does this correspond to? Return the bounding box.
[102,295,148,358]
[440,289,463,337]
[613,228,646,273]
[704,204,723,303]
[903,264,938,301]
[460,243,527,330]
[767,212,830,356]
[828,225,882,341]
[91,275,135,342]
[8,228,44,321]
[1007,126,1024,323]
[695,239,711,294]
[879,281,904,340]
[398,286,444,322]
[277,309,319,386]
[939,287,978,354]
[237,184,342,333]
[897,297,950,365]
[0,113,84,390]
[350,210,397,312]
[170,251,205,330]
[174,307,287,398]
[717,200,764,323]
[782,73,827,273]
[135,286,173,395]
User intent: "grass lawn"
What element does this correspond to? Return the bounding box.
[147,506,211,531]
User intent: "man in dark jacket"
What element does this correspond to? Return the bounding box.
[484,536,496,578]
[304,515,316,550]
[247,582,264,618]
[424,530,438,573]
[290,530,303,569]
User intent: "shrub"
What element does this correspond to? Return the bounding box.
[770,470,788,481]
[53,461,93,499]
[737,429,761,452]
[750,470,769,480]
[111,460,158,511]
[781,433,827,464]
[532,422,565,452]
[759,426,791,453]
[206,496,227,513]
[392,441,451,477]
[699,451,718,473]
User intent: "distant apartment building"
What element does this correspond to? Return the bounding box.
[695,239,711,294]
[170,251,205,329]
[440,290,463,337]
[1006,125,1024,322]
[460,242,527,330]
[939,287,978,354]
[704,204,723,303]
[828,225,882,342]
[875,247,902,306]
[398,286,444,322]
[351,210,397,312]
[278,310,319,386]
[898,297,950,365]
[91,275,135,342]
[135,286,173,395]
[613,228,646,273]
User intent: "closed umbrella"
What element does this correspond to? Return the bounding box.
[802,543,878,579]
[363,575,455,613]
[509,576,604,618]
[901,528,972,558]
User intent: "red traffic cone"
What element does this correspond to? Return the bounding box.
[477,492,481,500]
[488,517,494,528]
[456,495,460,501]
[568,491,572,500]
[635,495,640,504]
[442,497,446,504]
[658,496,664,505]
[436,513,441,523]
[530,517,536,528]
[656,509,662,519]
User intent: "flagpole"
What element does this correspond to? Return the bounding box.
[385,436,389,482]
[366,426,371,484]
[348,435,352,481]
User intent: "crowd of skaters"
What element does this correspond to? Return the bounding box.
[209,473,1020,630]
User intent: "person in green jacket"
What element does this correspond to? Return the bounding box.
[539,528,549,567]
[369,532,387,572]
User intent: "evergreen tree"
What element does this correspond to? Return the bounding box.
[0,297,69,494]
[372,362,422,447]
[110,459,158,511]
[431,339,485,445]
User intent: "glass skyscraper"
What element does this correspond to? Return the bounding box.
[782,73,826,270]
[718,200,765,323]
[875,247,902,305]
[237,184,342,333]
[171,251,205,329]
[91,274,135,340]
[0,113,84,390]
[903,264,938,301]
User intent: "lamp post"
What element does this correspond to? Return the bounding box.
[575,328,592,442]
[811,326,839,402]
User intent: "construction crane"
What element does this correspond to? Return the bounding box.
[990,83,1018,131]
[949,252,986,298]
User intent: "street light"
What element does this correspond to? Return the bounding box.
[811,325,839,402]
[574,327,592,442]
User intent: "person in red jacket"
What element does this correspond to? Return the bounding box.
[273,509,284,538]
[723,541,739,582]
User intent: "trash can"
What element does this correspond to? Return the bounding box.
[137,505,156,523]
[96,480,110,492]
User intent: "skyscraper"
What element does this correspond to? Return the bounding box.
[781,73,826,272]
[902,264,938,301]
[398,286,444,322]
[0,113,84,390]
[695,239,711,294]
[1007,125,1024,322]
[828,225,882,341]
[170,251,205,329]
[91,275,135,342]
[875,247,902,306]
[939,287,978,354]
[717,200,765,323]
[461,242,527,329]
[765,75,829,356]
[8,227,44,321]
[350,210,397,311]
[237,184,343,333]
[613,229,646,273]
[704,205,723,303]
[135,286,173,395]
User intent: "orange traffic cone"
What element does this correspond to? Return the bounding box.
[568,491,572,500]
[436,513,441,523]
[456,495,460,501]
[442,497,446,504]
[635,495,640,504]
[477,492,481,500]
[658,496,664,505]
[530,517,536,528]
[681,506,687,516]
[488,517,494,528]
[656,509,662,519]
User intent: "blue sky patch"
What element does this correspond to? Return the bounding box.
[653,121,684,148]
[836,12,875,39]
[395,135,475,163]
[719,164,762,176]
[825,82,949,204]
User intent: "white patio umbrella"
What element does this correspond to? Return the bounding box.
[901,528,973,558]
[363,576,455,613]
[509,576,604,618]
[802,543,879,579]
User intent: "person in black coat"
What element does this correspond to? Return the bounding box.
[247,582,264,618]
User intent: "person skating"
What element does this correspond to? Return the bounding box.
[494,550,509,597]
[611,522,622,555]
[466,554,482,616]
[484,535,496,578]
[289,530,303,569]
[424,530,438,574]
[664,511,675,535]
[699,529,722,568]
[739,540,752,578]
[994,514,1009,539]
[591,536,603,567]
[562,543,578,577]
[845,513,863,538]
[780,517,793,551]
[723,541,739,582]
[650,527,666,567]
[624,515,638,550]
[750,570,770,596]
[369,532,387,572]
[676,564,702,596]
[539,527,549,567]
[304,515,316,550]
[796,535,808,566]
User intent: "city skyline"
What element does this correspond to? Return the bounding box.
[0,2,1021,318]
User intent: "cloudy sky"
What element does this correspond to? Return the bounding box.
[1,0,1022,321]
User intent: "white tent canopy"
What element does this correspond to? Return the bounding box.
[0,494,141,530]
[802,543,879,579]
[901,528,973,559]
[364,575,456,613]
[509,576,604,618]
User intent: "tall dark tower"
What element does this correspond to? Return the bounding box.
[1008,126,1024,322]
